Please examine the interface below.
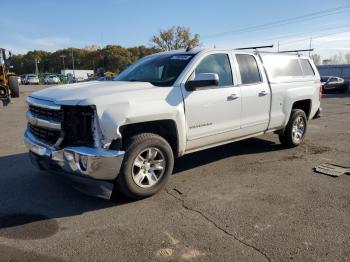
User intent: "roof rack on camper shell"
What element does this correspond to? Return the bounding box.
[234,45,274,51]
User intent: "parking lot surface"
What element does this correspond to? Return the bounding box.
[0,85,349,261]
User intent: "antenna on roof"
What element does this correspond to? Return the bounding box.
[234,45,274,50]
[279,48,314,53]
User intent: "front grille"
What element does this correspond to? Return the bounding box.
[29,105,63,122]
[27,97,95,148]
[28,123,61,146]
[61,106,94,147]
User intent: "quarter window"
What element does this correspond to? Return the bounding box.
[194,54,233,86]
[236,54,262,84]
[300,59,315,76]
[262,55,304,78]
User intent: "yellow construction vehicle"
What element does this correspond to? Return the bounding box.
[0,48,19,106]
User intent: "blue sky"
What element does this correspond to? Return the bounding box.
[1,0,350,59]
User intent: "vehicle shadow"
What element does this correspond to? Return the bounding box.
[0,152,130,234]
[174,137,283,174]
[0,137,283,232]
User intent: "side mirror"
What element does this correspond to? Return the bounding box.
[185,73,219,91]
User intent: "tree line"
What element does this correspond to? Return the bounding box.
[10,45,159,76]
[10,26,200,76]
[310,52,350,65]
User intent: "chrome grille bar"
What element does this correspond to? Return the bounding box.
[26,96,61,110]
[26,111,61,130]
[26,96,63,147]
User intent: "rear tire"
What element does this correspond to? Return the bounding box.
[279,109,307,148]
[116,133,174,200]
[340,85,347,93]
[9,76,20,98]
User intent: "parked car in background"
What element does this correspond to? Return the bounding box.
[87,76,99,81]
[98,76,114,81]
[44,75,60,84]
[75,77,85,82]
[321,76,347,93]
[20,75,26,84]
[25,74,40,85]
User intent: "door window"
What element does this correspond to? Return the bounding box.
[236,54,262,84]
[194,54,233,86]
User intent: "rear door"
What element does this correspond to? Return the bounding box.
[235,54,270,134]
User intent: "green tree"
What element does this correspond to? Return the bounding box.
[11,50,50,75]
[10,45,159,75]
[151,26,200,51]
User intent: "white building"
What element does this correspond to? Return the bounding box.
[61,69,94,81]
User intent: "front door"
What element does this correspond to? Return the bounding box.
[182,53,241,150]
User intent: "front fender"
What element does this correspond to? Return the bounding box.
[96,100,187,156]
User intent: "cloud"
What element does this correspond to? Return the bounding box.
[313,34,350,43]
[1,44,29,55]
[30,36,72,47]
[7,35,78,54]
[268,31,350,58]
[17,35,72,48]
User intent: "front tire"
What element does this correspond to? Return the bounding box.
[116,133,174,199]
[9,76,20,98]
[279,109,307,148]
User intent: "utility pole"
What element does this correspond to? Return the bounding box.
[309,38,312,57]
[277,41,280,52]
[71,48,75,79]
[35,58,40,75]
[59,55,66,70]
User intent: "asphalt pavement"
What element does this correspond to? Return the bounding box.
[0,85,349,261]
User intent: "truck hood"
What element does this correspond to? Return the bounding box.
[30,81,158,105]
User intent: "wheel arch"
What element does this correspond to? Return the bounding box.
[114,119,180,157]
[291,99,312,118]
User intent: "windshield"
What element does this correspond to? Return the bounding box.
[115,54,194,87]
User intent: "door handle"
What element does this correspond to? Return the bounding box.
[227,94,239,101]
[259,90,267,96]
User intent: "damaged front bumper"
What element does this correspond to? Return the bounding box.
[24,129,125,199]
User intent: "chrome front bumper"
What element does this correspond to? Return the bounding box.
[24,129,125,181]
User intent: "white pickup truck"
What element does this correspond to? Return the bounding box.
[24,48,322,199]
